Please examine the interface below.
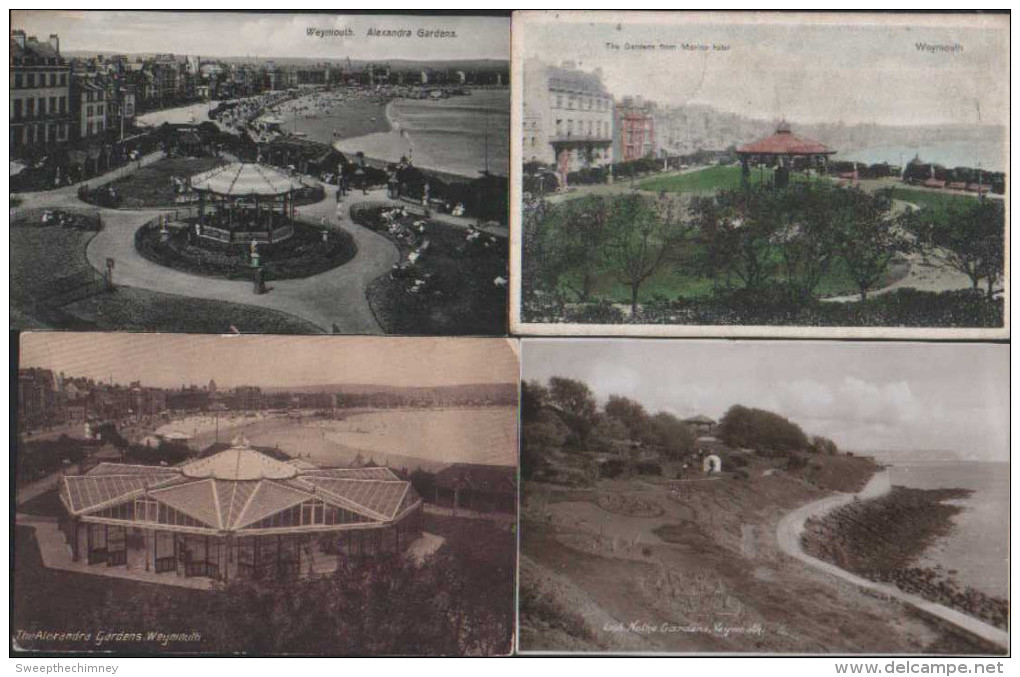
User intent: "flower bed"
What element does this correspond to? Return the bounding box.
[352,203,508,335]
[134,218,356,281]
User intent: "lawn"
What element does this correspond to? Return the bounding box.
[94,156,227,208]
[62,286,322,334]
[636,165,817,195]
[10,222,321,332]
[886,185,985,211]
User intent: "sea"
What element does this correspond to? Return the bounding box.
[836,139,1007,173]
[158,407,518,471]
[887,461,1009,599]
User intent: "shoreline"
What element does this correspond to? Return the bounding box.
[777,470,1008,651]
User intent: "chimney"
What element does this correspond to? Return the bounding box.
[49,33,59,54]
[12,30,26,49]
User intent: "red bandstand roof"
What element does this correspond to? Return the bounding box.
[737,126,835,156]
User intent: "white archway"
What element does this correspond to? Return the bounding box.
[703,454,722,474]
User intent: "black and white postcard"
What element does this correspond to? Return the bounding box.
[11,11,510,336]
[13,333,518,655]
[517,339,1008,655]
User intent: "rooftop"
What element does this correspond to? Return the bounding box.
[189,162,305,196]
[60,443,422,531]
[737,125,835,157]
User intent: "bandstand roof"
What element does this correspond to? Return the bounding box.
[189,162,304,196]
[59,443,421,532]
[737,125,834,157]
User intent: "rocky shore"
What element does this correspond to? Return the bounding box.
[802,486,1008,631]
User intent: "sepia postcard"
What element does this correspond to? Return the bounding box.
[10,11,510,336]
[13,332,519,656]
[510,11,1009,339]
[517,338,1008,655]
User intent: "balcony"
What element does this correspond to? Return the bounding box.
[548,132,613,145]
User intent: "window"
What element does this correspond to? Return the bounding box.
[555,94,562,109]
[98,104,104,116]
[567,119,573,136]
[59,96,66,113]
[135,498,158,522]
[49,96,56,116]
[26,73,35,88]
[26,98,34,117]
[14,73,22,88]
[50,73,56,86]
[60,73,67,86]
[13,99,22,120]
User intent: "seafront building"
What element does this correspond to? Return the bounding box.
[522,59,615,172]
[9,30,72,154]
[58,440,424,581]
[613,96,657,162]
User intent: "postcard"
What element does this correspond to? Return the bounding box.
[517,338,1008,655]
[510,11,1009,339]
[10,11,510,336]
[13,333,519,655]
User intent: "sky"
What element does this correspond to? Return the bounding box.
[19,333,519,390]
[11,11,509,62]
[522,339,1009,461]
[519,11,1008,127]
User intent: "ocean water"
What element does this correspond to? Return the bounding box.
[888,462,1009,599]
[836,139,1007,172]
[162,407,518,470]
[389,89,511,177]
[295,88,510,178]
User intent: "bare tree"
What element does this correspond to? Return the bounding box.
[601,193,692,316]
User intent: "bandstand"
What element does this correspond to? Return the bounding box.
[188,162,306,247]
[736,123,836,189]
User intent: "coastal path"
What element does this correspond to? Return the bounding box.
[776,471,1009,650]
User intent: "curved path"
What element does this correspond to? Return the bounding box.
[85,195,398,334]
[776,471,1009,650]
[15,158,400,334]
[15,152,511,333]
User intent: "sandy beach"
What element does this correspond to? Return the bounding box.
[155,406,517,471]
[334,89,510,179]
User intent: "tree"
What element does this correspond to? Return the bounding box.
[604,395,656,447]
[521,410,569,478]
[521,380,549,420]
[810,435,839,455]
[902,198,1004,300]
[773,184,839,299]
[591,415,631,454]
[541,196,611,302]
[601,193,693,315]
[692,188,782,292]
[546,377,599,444]
[718,404,808,455]
[650,411,696,461]
[830,187,903,301]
